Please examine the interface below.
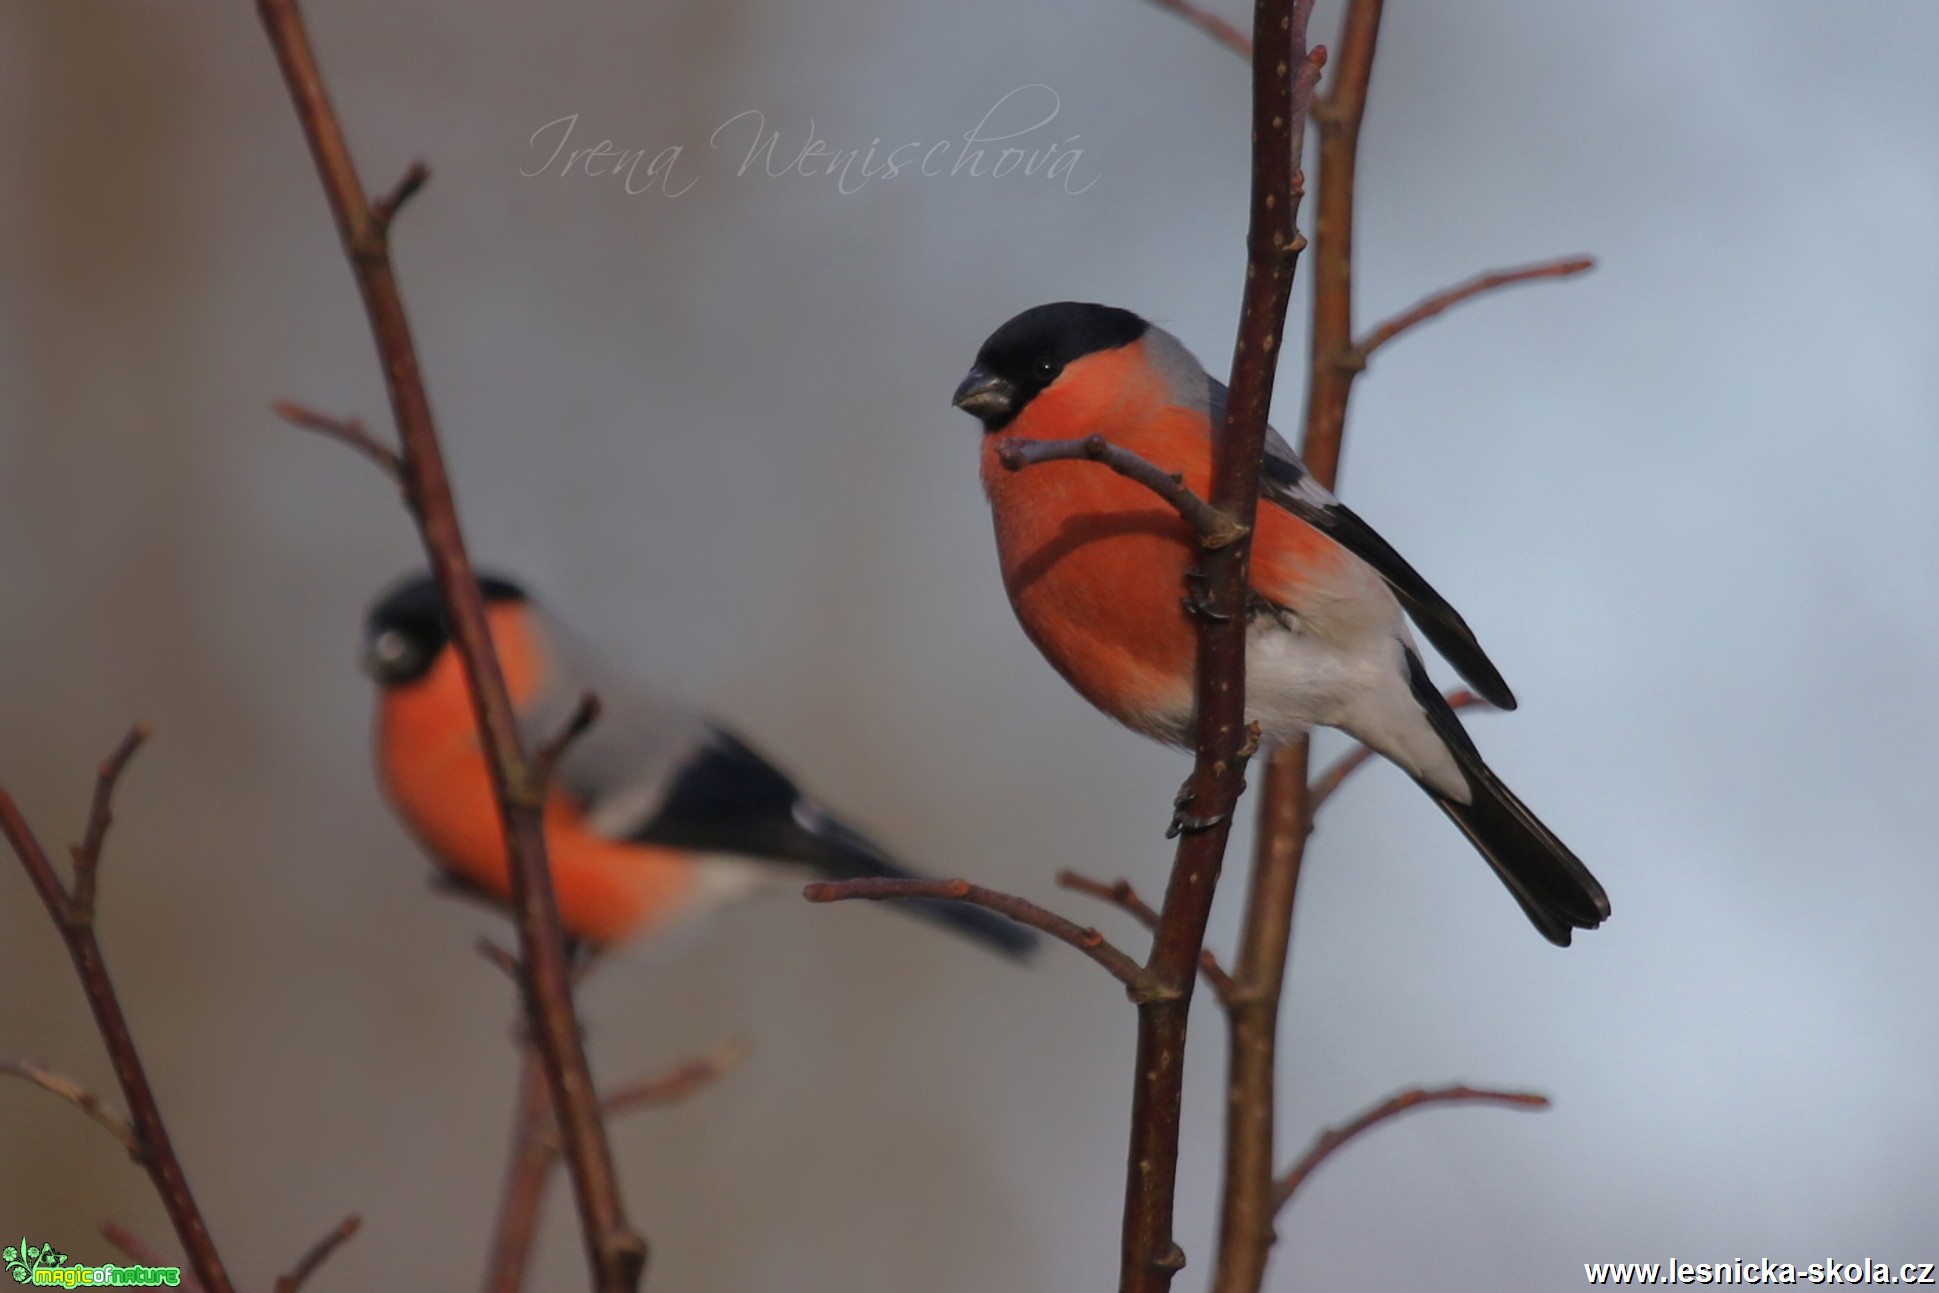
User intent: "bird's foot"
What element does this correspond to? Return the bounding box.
[1167,784,1231,838]
[1180,570,1233,623]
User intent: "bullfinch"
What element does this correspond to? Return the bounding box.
[363,572,1037,957]
[952,302,1608,946]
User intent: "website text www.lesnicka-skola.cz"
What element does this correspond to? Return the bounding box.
[1585,1259,1937,1286]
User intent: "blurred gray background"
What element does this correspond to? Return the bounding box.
[3,1,1936,1288]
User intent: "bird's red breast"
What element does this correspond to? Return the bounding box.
[374,600,696,944]
[979,337,1352,742]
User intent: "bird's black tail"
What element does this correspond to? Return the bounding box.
[806,815,1042,960]
[1405,652,1610,946]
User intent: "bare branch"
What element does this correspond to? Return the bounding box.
[0,1059,138,1155]
[273,1215,363,1293]
[486,1040,744,1293]
[804,877,1155,997]
[1352,256,1595,365]
[1142,0,1252,58]
[0,737,235,1293]
[273,401,404,485]
[1118,2,1320,1287]
[1308,690,1483,813]
[1273,1084,1549,1210]
[601,1041,749,1119]
[254,2,644,1286]
[994,434,1247,549]
[1213,5,1380,1289]
[371,161,430,237]
[1057,870,1238,1005]
[69,722,150,924]
[531,691,602,793]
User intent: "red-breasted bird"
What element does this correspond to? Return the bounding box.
[953,302,1608,945]
[363,572,1037,957]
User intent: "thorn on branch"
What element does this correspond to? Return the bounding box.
[0,1059,139,1155]
[1352,255,1596,364]
[273,401,404,485]
[804,876,1153,995]
[1273,1083,1550,1211]
[994,434,1248,549]
[272,1214,362,1293]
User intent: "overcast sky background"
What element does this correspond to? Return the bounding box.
[3,1,1937,1289]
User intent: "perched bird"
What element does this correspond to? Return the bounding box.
[362,572,1037,957]
[952,302,1608,945]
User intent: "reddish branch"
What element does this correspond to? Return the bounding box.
[1104,1,1322,1287]
[804,877,1151,993]
[994,434,1248,548]
[1057,871,1238,1005]
[252,2,644,1287]
[1142,0,1253,58]
[1210,4,1378,1290]
[272,1214,363,1293]
[1272,1085,1549,1209]
[0,727,235,1293]
[1353,256,1595,364]
[273,401,403,484]
[485,1041,744,1293]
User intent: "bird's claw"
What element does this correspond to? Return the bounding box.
[1180,569,1234,623]
[1167,785,1231,838]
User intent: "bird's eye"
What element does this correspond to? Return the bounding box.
[1034,358,1061,381]
[373,630,413,665]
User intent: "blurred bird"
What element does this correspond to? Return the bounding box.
[363,572,1037,957]
[953,302,1608,945]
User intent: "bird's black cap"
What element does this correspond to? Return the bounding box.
[953,302,1148,431]
[363,571,526,687]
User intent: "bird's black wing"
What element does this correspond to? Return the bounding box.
[630,731,1039,958]
[1253,424,1518,711]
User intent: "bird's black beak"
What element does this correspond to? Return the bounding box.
[952,367,1018,429]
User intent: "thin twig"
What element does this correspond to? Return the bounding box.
[1272,1084,1549,1210]
[1352,256,1595,365]
[1057,871,1238,1005]
[1142,0,1252,58]
[69,722,149,923]
[0,736,234,1293]
[254,4,644,1287]
[273,401,404,485]
[1307,690,1483,813]
[371,161,430,236]
[0,1059,138,1154]
[804,878,1154,997]
[531,692,602,792]
[600,1041,749,1119]
[483,1044,554,1293]
[100,1222,206,1293]
[994,435,1248,548]
[485,1041,745,1293]
[273,1215,363,1293]
[1210,744,1309,1293]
